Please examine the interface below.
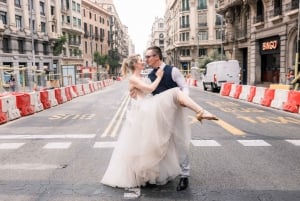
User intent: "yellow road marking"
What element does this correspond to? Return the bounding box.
[215,119,245,136]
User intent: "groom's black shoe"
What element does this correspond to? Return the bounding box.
[176,177,189,191]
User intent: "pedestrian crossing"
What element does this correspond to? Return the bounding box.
[0,139,299,150]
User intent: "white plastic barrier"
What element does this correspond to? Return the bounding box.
[76,84,84,96]
[0,95,21,121]
[48,89,58,107]
[60,87,68,103]
[83,83,91,94]
[70,86,78,98]
[270,89,289,110]
[93,82,99,91]
[239,85,251,101]
[28,91,44,112]
[252,87,266,105]
[229,84,237,97]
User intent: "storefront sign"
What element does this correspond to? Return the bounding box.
[260,37,280,54]
[262,40,278,51]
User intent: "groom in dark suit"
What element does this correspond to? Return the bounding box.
[144,46,190,191]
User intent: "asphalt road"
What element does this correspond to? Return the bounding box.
[0,80,299,201]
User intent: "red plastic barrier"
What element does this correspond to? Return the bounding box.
[0,99,8,124]
[72,85,79,96]
[283,90,300,113]
[247,86,256,102]
[40,91,51,109]
[220,83,232,96]
[14,92,34,116]
[54,88,63,104]
[233,85,242,99]
[260,88,275,107]
[89,83,95,92]
[65,87,72,101]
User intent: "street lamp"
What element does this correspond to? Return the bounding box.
[216,14,224,60]
[29,0,35,91]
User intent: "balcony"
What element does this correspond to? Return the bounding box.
[285,1,299,17]
[269,7,283,23]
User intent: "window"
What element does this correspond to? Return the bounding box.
[198,0,207,9]
[51,6,54,15]
[41,22,46,32]
[72,1,76,11]
[40,2,45,15]
[3,36,10,53]
[43,42,48,55]
[0,11,7,24]
[198,13,207,26]
[198,31,208,40]
[215,14,222,26]
[34,40,38,53]
[15,15,22,30]
[77,3,80,12]
[73,17,76,26]
[216,29,222,40]
[18,38,25,54]
[15,0,21,7]
[198,48,207,57]
[181,0,189,11]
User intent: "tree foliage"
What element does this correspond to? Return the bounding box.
[53,35,67,56]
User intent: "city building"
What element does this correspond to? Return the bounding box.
[164,0,224,72]
[218,0,299,85]
[0,0,62,89]
[81,0,111,81]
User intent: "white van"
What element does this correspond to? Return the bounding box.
[203,60,240,92]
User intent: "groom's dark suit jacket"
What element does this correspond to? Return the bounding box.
[148,65,178,95]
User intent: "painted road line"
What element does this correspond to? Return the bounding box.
[110,95,130,137]
[237,140,271,146]
[101,94,130,138]
[0,143,25,149]
[93,141,117,148]
[191,140,221,147]
[43,142,72,149]
[285,140,300,146]
[215,119,245,136]
[0,163,62,170]
[0,134,96,140]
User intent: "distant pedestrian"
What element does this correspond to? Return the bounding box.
[9,75,16,92]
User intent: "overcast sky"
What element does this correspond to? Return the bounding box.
[113,0,166,55]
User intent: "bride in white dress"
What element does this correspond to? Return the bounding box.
[101,54,217,188]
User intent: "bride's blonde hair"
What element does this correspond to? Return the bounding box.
[121,54,141,77]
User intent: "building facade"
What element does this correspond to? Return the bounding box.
[164,0,224,72]
[0,0,62,89]
[218,0,299,85]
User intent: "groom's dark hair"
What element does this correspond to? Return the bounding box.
[147,46,163,60]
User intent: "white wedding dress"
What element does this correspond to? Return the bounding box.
[101,87,191,188]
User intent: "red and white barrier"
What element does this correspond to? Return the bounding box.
[0,95,21,121]
[270,89,289,110]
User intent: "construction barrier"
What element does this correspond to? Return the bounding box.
[238,85,251,101]
[40,90,51,109]
[220,82,232,96]
[0,98,8,124]
[28,91,44,113]
[248,86,256,102]
[65,87,72,101]
[0,79,115,124]
[282,90,300,113]
[76,84,84,96]
[270,89,289,110]
[260,88,275,107]
[48,89,58,107]
[13,92,34,116]
[252,87,267,105]
[0,95,21,121]
[54,88,63,104]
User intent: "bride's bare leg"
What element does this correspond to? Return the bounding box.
[174,90,218,122]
